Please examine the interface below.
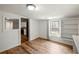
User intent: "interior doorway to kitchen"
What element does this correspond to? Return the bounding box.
[21,18,29,44]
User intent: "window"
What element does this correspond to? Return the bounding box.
[51,21,59,28]
[5,19,19,31]
[5,21,13,30]
[49,21,60,37]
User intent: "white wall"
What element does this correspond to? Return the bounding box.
[29,19,40,41]
[0,17,2,32]
[0,11,26,52]
[29,19,48,41]
[0,30,20,52]
[39,20,48,39]
[78,19,79,35]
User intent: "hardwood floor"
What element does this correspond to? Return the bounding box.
[21,35,28,44]
[0,38,73,54]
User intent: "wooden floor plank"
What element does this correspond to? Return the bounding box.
[0,38,73,54]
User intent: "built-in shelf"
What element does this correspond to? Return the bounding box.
[63,24,78,26]
[61,19,78,39]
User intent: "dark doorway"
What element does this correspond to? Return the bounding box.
[21,18,29,44]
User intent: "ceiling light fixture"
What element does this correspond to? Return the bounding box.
[48,16,62,19]
[48,17,56,19]
[26,4,36,10]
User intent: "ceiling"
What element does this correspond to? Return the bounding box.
[0,4,79,19]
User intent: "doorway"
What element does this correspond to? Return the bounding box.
[21,18,29,44]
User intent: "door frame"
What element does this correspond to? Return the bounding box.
[21,18,29,41]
